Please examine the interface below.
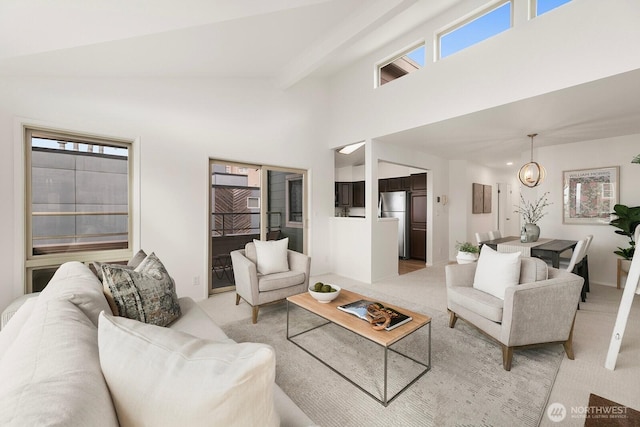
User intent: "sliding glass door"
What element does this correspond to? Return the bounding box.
[209,160,307,294]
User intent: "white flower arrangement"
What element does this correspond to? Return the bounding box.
[514,192,552,225]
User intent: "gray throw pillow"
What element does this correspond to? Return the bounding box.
[102,253,181,327]
[92,249,147,282]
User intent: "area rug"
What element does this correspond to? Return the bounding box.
[222,289,564,427]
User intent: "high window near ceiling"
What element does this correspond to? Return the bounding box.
[377,43,425,87]
[25,127,132,292]
[438,0,512,60]
[532,0,571,17]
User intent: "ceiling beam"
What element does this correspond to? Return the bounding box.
[275,0,419,90]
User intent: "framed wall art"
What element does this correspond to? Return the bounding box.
[472,183,492,214]
[562,166,619,224]
[472,183,483,214]
[483,184,492,213]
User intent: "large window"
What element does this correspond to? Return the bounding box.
[25,127,133,292]
[438,1,512,59]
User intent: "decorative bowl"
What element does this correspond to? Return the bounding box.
[308,284,341,303]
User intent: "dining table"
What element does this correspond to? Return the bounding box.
[479,236,578,269]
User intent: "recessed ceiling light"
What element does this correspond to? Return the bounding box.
[506,161,513,166]
[338,141,365,154]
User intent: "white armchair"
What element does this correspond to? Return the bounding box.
[231,241,310,324]
[446,256,583,370]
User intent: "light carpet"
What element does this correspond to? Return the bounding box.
[222,286,564,427]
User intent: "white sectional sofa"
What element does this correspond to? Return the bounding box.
[0,261,314,426]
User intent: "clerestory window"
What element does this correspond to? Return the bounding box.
[377,43,426,87]
[532,0,571,17]
[438,1,512,60]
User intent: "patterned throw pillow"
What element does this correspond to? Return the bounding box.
[92,249,147,282]
[102,253,181,327]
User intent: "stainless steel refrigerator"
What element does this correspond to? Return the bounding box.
[379,191,410,259]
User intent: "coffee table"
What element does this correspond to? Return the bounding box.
[286,289,431,406]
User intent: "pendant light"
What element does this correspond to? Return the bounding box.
[518,133,546,188]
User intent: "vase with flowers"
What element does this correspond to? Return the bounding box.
[514,192,552,242]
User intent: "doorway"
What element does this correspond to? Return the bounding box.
[377,161,428,267]
[498,183,517,237]
[208,160,307,294]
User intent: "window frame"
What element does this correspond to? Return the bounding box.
[529,0,571,18]
[285,174,304,229]
[24,126,135,292]
[375,41,426,88]
[436,0,513,60]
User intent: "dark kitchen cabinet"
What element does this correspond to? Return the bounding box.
[401,176,411,190]
[352,181,365,207]
[409,191,427,261]
[387,177,402,191]
[378,178,388,193]
[411,173,427,191]
[335,182,352,207]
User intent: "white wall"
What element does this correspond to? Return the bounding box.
[329,217,371,281]
[2,0,639,314]
[450,135,640,287]
[448,160,516,260]
[325,0,640,270]
[326,0,640,146]
[525,134,640,287]
[0,108,15,315]
[0,76,335,312]
[330,138,450,282]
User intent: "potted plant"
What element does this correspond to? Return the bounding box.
[514,192,552,242]
[456,241,479,264]
[609,204,640,260]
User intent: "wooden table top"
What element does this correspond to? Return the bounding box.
[287,289,431,347]
[481,236,577,252]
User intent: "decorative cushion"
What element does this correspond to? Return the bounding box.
[98,313,280,427]
[102,253,181,326]
[258,270,306,292]
[93,249,147,282]
[447,286,504,322]
[0,299,119,426]
[473,245,521,300]
[253,238,290,275]
[519,257,549,283]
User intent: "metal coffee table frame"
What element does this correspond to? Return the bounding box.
[286,300,431,407]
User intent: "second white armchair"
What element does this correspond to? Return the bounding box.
[231,240,310,324]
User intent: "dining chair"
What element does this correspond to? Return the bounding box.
[475,232,490,245]
[488,230,502,240]
[582,235,593,293]
[560,238,588,302]
[560,235,592,290]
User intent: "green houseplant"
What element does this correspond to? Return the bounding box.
[455,241,479,264]
[609,204,640,259]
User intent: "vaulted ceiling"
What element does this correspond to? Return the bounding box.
[0,0,457,86]
[2,0,639,170]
